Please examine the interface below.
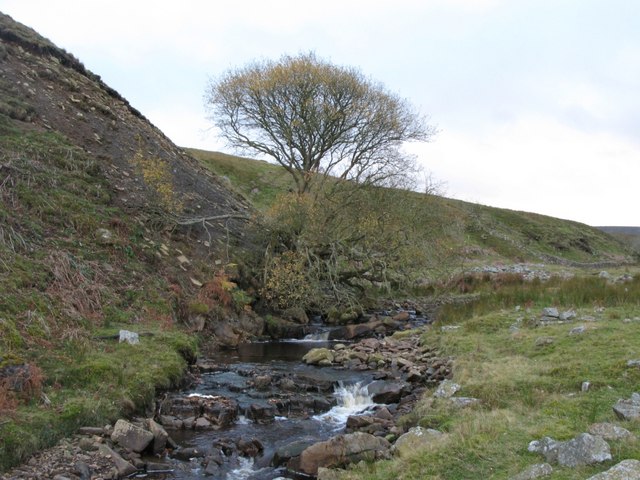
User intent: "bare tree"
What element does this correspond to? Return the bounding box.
[205,52,436,194]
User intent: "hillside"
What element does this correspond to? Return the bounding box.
[189,148,635,268]
[1,10,638,478]
[0,12,254,470]
[598,227,640,252]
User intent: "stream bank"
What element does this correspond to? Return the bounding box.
[1,311,453,480]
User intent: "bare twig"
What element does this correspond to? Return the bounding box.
[175,213,251,226]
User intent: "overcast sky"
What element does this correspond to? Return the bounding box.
[1,0,638,226]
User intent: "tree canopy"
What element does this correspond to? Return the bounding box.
[205,52,435,194]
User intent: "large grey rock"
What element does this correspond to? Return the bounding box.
[509,463,553,480]
[613,393,640,420]
[528,437,560,463]
[367,380,408,404]
[529,433,611,467]
[111,419,153,453]
[118,329,139,345]
[147,419,169,455]
[392,427,445,458]
[298,432,390,475]
[272,438,317,467]
[542,307,559,318]
[588,422,634,440]
[433,379,460,398]
[587,459,640,479]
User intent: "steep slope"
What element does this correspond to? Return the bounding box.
[0,12,254,470]
[0,12,250,243]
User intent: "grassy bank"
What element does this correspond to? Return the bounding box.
[340,270,640,479]
[0,329,196,470]
[0,117,201,470]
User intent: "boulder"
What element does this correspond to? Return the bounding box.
[147,419,169,455]
[194,416,212,429]
[529,433,611,467]
[118,330,139,345]
[110,419,153,453]
[392,427,445,458]
[236,438,264,457]
[542,308,559,318]
[367,380,408,404]
[272,438,317,467]
[588,422,634,440]
[613,393,640,420]
[302,348,334,366]
[98,445,137,477]
[247,403,276,423]
[509,463,553,480]
[587,459,640,480]
[433,379,461,398]
[298,432,390,476]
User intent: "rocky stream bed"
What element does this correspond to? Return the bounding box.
[1,311,458,480]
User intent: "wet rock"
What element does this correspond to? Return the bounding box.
[613,392,640,420]
[272,438,317,467]
[298,432,391,476]
[302,348,334,365]
[392,427,445,458]
[173,447,206,461]
[98,444,137,477]
[247,403,277,423]
[367,380,408,404]
[236,438,264,457]
[509,463,553,480]
[587,459,640,479]
[195,416,212,429]
[252,374,272,390]
[147,418,169,454]
[110,419,153,453]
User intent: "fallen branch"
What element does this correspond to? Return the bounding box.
[175,213,252,226]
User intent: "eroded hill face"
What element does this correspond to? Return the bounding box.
[0,12,251,247]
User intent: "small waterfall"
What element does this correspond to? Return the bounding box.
[314,381,375,427]
[302,330,330,341]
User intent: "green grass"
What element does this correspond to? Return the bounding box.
[0,118,203,471]
[187,148,294,210]
[339,271,640,479]
[188,148,635,268]
[0,328,197,470]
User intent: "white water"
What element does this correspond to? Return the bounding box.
[302,330,331,341]
[313,381,375,427]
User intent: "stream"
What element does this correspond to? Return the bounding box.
[162,340,379,479]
